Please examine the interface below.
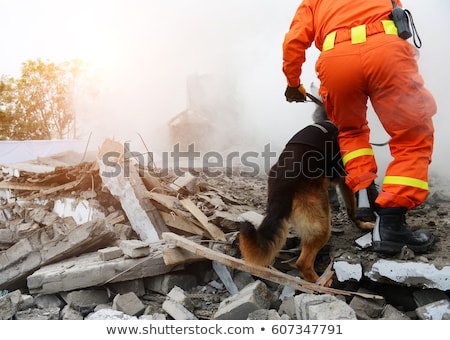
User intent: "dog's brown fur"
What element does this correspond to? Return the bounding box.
[239,112,374,283]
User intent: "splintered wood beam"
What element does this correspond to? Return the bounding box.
[162,232,383,300]
[180,198,225,241]
[0,182,52,191]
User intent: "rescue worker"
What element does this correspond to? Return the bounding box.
[282,0,437,254]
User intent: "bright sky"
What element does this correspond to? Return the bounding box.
[1,0,449,177]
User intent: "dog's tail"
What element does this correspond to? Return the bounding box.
[239,200,291,267]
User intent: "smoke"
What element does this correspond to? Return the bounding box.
[2,1,449,180]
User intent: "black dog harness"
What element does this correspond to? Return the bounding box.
[286,121,346,178]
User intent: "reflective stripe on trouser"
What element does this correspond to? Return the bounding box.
[316,33,436,209]
[341,145,378,193]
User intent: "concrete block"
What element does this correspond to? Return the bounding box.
[98,246,123,261]
[380,304,411,320]
[167,286,195,312]
[119,239,150,258]
[333,261,363,282]
[108,279,146,297]
[416,299,450,320]
[162,298,197,320]
[144,273,197,295]
[0,289,23,320]
[278,296,296,320]
[349,290,385,320]
[0,228,15,244]
[62,289,109,315]
[247,309,282,320]
[61,305,84,320]
[213,280,272,320]
[113,292,145,316]
[140,313,166,320]
[86,308,138,320]
[34,294,65,309]
[295,293,357,320]
[15,307,60,320]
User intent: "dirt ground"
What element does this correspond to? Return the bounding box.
[200,169,450,278]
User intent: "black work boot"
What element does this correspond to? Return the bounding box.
[355,181,379,222]
[372,207,435,254]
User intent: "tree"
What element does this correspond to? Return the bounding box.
[0,59,94,140]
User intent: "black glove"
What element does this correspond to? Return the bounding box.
[285,85,307,102]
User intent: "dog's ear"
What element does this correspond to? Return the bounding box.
[308,83,328,124]
[312,105,329,124]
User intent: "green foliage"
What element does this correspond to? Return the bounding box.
[0,59,93,140]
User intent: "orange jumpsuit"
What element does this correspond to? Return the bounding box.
[283,0,437,210]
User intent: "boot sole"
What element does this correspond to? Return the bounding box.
[371,237,435,254]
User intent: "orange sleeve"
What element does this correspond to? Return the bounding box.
[282,0,315,87]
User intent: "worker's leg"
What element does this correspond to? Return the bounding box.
[316,42,378,194]
[362,34,437,253]
[364,35,437,210]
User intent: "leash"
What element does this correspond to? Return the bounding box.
[305,92,389,147]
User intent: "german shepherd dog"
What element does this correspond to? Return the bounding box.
[239,101,374,283]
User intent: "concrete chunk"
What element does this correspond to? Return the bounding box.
[295,293,357,320]
[98,246,123,261]
[0,290,23,320]
[119,239,150,258]
[366,259,450,291]
[162,298,198,320]
[113,292,145,316]
[213,280,272,320]
[0,219,116,290]
[27,250,175,295]
[167,286,195,312]
[62,289,109,315]
[416,299,450,320]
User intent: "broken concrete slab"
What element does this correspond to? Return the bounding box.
[365,258,450,291]
[0,218,116,290]
[97,138,169,243]
[27,247,178,295]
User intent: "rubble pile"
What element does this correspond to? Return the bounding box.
[1,139,450,320]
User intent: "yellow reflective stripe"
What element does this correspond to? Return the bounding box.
[323,31,336,51]
[342,148,374,166]
[384,176,429,190]
[382,20,398,35]
[351,24,367,44]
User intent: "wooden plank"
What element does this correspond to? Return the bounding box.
[0,182,52,191]
[162,232,383,300]
[159,211,206,237]
[180,199,225,241]
[162,246,205,266]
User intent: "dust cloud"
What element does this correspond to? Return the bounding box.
[3,1,446,178]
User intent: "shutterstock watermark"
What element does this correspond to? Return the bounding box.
[100,141,344,179]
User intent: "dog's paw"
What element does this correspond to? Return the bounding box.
[354,219,375,230]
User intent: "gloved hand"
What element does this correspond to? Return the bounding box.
[285,84,307,102]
